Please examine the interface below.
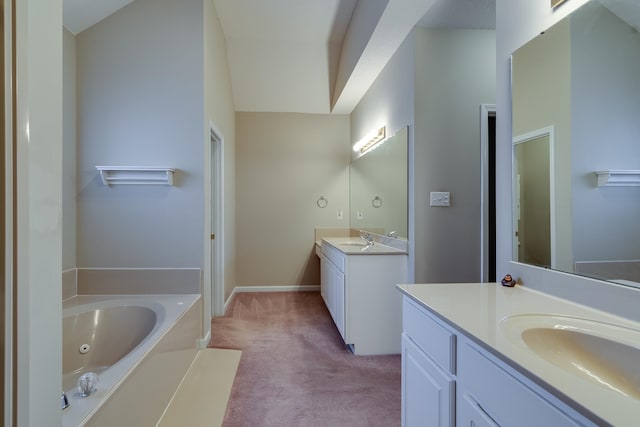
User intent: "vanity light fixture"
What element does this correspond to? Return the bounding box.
[353,126,386,154]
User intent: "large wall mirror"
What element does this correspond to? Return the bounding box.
[511,0,640,287]
[350,126,408,239]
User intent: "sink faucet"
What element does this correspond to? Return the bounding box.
[387,231,398,238]
[360,232,374,246]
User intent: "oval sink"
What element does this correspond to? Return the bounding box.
[500,314,640,400]
[338,241,368,247]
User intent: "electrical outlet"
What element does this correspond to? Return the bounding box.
[337,210,343,220]
[430,192,450,207]
[357,211,363,220]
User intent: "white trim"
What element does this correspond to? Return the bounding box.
[210,123,225,316]
[197,330,211,349]
[512,126,556,269]
[233,285,320,293]
[203,121,225,343]
[224,285,321,314]
[480,103,496,282]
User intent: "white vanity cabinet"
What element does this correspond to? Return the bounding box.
[320,240,407,355]
[400,294,597,427]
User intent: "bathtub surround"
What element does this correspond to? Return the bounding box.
[210,292,401,426]
[63,268,78,301]
[156,349,241,426]
[76,268,201,295]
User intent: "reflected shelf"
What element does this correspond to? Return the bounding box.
[96,166,176,186]
[595,170,640,187]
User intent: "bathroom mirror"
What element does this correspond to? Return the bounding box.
[349,126,408,239]
[511,0,640,286]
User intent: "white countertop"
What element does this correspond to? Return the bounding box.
[397,282,640,427]
[321,237,407,255]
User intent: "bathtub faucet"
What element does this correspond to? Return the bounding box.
[61,392,69,410]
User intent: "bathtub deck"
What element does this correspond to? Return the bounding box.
[157,348,241,427]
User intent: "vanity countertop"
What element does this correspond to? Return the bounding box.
[321,237,407,255]
[397,282,640,427]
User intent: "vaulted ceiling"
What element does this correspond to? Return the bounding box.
[63,0,496,115]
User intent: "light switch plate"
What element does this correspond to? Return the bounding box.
[430,192,450,207]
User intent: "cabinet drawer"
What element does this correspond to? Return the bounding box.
[458,341,587,427]
[403,298,456,373]
[321,242,345,272]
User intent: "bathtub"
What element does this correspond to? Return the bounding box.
[62,294,201,427]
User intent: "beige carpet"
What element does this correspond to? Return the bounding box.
[209,291,401,427]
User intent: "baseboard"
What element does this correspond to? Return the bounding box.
[198,330,211,349]
[224,285,320,314]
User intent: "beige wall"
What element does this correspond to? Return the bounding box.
[235,112,349,287]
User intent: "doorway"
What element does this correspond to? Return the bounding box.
[480,104,496,282]
[209,124,224,317]
[513,127,555,269]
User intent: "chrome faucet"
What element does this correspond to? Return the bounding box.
[387,231,398,238]
[61,392,69,410]
[360,232,374,246]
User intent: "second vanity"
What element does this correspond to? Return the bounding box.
[397,282,640,427]
[319,237,407,355]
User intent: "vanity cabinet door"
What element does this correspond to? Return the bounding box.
[333,266,345,339]
[320,252,346,340]
[320,254,329,306]
[401,334,455,427]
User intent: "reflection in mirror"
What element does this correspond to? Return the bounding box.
[350,126,408,239]
[511,0,640,287]
[513,128,553,269]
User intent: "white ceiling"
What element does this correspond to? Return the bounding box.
[62,0,496,114]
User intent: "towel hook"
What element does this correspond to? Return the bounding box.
[317,195,328,208]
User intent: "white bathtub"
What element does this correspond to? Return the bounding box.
[62,294,200,427]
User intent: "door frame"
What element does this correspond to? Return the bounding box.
[480,104,496,282]
[202,121,225,346]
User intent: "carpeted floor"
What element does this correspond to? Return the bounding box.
[209,291,401,427]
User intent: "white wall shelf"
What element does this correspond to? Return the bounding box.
[96,166,176,186]
[595,170,640,187]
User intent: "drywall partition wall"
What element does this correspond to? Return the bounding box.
[571,4,640,263]
[76,0,205,268]
[15,0,63,424]
[203,0,237,306]
[350,35,414,280]
[413,28,496,284]
[235,112,349,287]
[63,28,77,271]
[333,0,389,107]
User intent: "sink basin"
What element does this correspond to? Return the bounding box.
[338,241,369,247]
[500,314,640,399]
